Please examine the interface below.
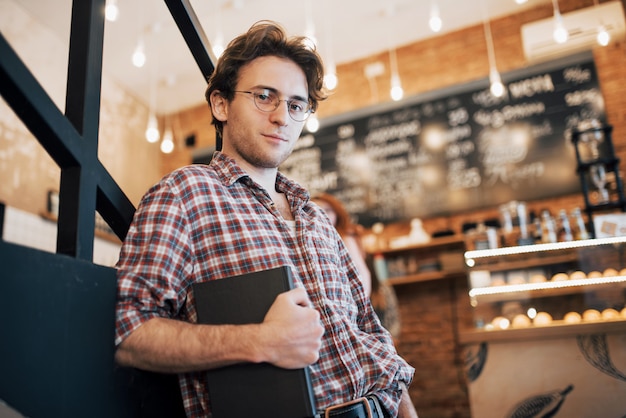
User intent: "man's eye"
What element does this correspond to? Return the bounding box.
[289,101,306,112]
[255,93,272,103]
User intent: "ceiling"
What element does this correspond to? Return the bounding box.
[13,0,551,115]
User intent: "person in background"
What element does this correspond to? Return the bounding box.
[114,21,418,418]
[366,253,401,341]
[312,193,372,296]
[313,193,401,340]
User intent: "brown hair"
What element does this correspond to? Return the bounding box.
[312,193,361,238]
[205,20,327,143]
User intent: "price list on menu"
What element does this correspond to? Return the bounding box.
[280,52,606,226]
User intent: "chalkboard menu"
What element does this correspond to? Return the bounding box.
[280,52,606,227]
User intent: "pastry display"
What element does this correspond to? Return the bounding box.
[533,312,553,326]
[601,308,620,320]
[529,273,547,283]
[511,314,531,328]
[551,273,569,281]
[491,316,510,329]
[620,268,626,276]
[563,311,582,324]
[603,268,619,277]
[490,276,506,286]
[587,271,603,278]
[507,273,526,285]
[569,270,586,280]
[622,307,626,318]
[582,309,602,321]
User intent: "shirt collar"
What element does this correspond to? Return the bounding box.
[210,150,311,209]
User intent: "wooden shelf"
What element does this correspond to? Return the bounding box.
[376,234,465,255]
[459,319,626,344]
[387,269,466,286]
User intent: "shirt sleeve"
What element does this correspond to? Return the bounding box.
[114,177,193,346]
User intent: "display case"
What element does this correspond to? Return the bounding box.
[463,236,626,333]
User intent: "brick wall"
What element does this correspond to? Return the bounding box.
[162,1,626,416]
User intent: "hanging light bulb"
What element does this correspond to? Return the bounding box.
[390,74,404,101]
[304,0,317,49]
[596,25,610,46]
[429,3,442,33]
[145,113,160,143]
[132,39,146,67]
[160,127,174,154]
[388,48,403,101]
[213,42,225,59]
[212,2,225,59]
[324,62,338,91]
[306,114,320,133]
[489,68,505,98]
[552,0,568,44]
[105,0,119,22]
[515,0,528,4]
[482,4,506,98]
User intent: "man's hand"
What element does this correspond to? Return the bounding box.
[260,287,324,368]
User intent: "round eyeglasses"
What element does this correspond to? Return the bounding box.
[234,89,313,122]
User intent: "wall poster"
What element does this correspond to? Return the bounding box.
[280,52,606,227]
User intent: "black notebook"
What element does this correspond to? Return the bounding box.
[192,266,317,418]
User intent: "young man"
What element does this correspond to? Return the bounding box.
[114,21,418,418]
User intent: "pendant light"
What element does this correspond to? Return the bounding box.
[160,124,174,154]
[429,1,442,33]
[594,0,610,46]
[132,38,146,68]
[212,1,225,58]
[322,4,338,92]
[304,0,317,49]
[145,113,160,143]
[105,0,119,22]
[389,48,403,101]
[481,1,505,98]
[552,0,568,44]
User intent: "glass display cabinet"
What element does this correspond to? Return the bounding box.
[464,236,626,332]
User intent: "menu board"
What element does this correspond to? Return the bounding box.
[280,52,606,226]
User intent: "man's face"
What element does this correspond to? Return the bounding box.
[217,55,309,169]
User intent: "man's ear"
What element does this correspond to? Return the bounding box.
[210,90,228,122]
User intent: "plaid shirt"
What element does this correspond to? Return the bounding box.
[115,151,414,417]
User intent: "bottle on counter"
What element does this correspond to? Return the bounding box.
[530,211,543,244]
[571,207,590,240]
[541,210,558,243]
[558,209,574,242]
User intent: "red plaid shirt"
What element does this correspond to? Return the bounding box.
[115,151,414,417]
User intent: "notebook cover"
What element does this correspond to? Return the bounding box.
[192,266,316,418]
